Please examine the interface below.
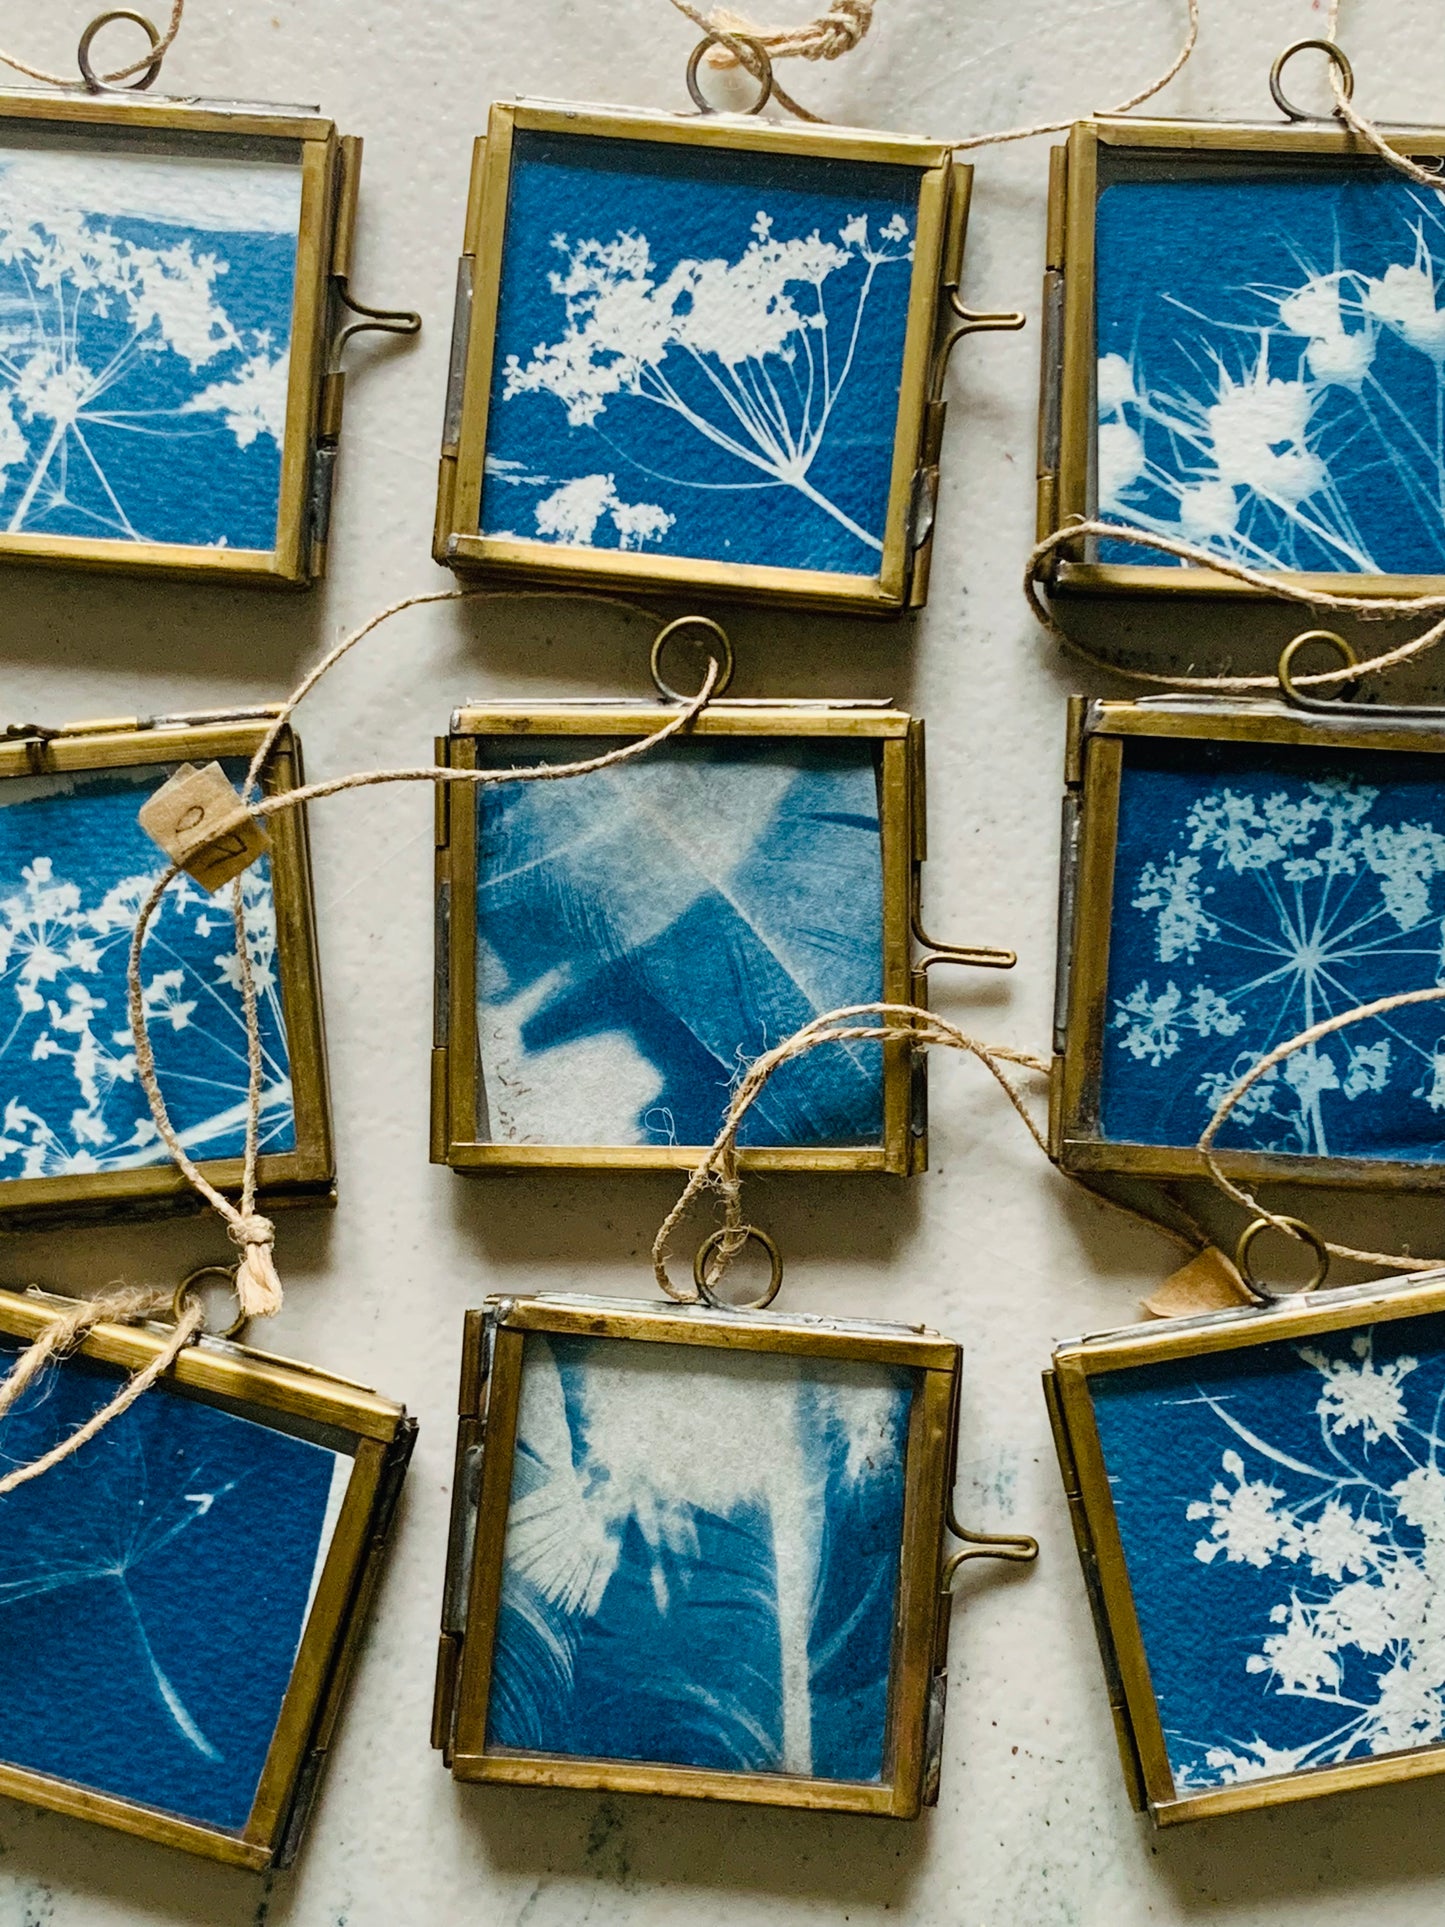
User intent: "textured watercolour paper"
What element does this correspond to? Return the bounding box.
[1088,1308,1445,1792]
[487,1333,913,1779]
[480,130,920,576]
[1099,736,1445,1163]
[0,137,301,551]
[0,759,295,1179]
[0,1339,350,1829]
[1095,172,1445,574]
[473,736,886,1148]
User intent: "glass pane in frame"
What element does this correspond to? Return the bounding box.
[480,128,922,582]
[0,1335,352,1834]
[489,1329,915,1781]
[0,119,303,557]
[471,733,888,1152]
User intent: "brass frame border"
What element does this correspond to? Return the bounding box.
[0,714,334,1226]
[433,704,924,1174]
[1042,115,1445,599]
[1052,696,1445,1189]
[436,1293,958,1817]
[435,99,968,615]
[1050,1268,1445,1823]
[0,1285,413,1866]
[0,90,351,588]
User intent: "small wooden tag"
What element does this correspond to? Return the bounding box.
[138,762,269,893]
[1143,1246,1254,1321]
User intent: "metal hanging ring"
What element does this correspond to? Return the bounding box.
[1277,629,1363,709]
[171,1265,250,1342]
[685,33,774,115]
[1234,1215,1332,1301]
[78,10,165,92]
[693,1225,783,1311]
[1269,39,1355,122]
[650,616,735,703]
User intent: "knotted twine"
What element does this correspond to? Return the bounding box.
[0,588,726,1484]
[0,1,186,87]
[650,997,1445,1307]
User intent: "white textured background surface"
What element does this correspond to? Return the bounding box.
[0,2,1442,1923]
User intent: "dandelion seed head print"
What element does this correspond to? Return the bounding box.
[481,132,920,575]
[1089,1309,1445,1791]
[1095,170,1445,575]
[0,137,300,551]
[1100,736,1445,1164]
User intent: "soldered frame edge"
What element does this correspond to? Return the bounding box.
[438,99,956,614]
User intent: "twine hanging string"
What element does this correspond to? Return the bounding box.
[0,1,185,87]
[0,589,725,1481]
[1320,0,1445,195]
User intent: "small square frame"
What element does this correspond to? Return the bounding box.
[0,710,333,1227]
[434,100,972,614]
[0,88,359,587]
[432,1292,961,1817]
[1039,116,1445,600]
[1051,693,1445,1190]
[432,702,926,1174]
[1046,1268,1445,1824]
[0,1284,414,1867]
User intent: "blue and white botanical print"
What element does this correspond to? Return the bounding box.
[1100,738,1445,1163]
[1095,174,1445,574]
[480,130,920,576]
[475,737,885,1149]
[0,760,294,1179]
[1089,1309,1445,1791]
[0,1339,350,1828]
[0,139,301,551]
[488,1332,913,1780]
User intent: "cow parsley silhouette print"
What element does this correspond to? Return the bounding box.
[481,131,919,575]
[1095,173,1445,575]
[1087,1310,1445,1793]
[1100,738,1445,1164]
[0,760,294,1179]
[0,1339,349,1828]
[0,142,301,551]
[487,1332,912,1780]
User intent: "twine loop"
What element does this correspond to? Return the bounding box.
[0,2,184,90]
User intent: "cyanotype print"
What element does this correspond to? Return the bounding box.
[487,1332,913,1779]
[0,136,301,552]
[1095,172,1445,574]
[480,130,920,575]
[1089,1307,1445,1791]
[0,760,294,1180]
[0,1340,350,1828]
[474,737,885,1149]
[1099,736,1445,1163]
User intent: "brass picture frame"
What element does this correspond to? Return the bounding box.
[0,709,333,1227]
[434,100,1002,614]
[1038,115,1445,600]
[1047,1267,1445,1824]
[1051,691,1445,1189]
[433,1292,1027,1816]
[433,700,993,1174]
[0,87,404,586]
[0,1283,415,1867]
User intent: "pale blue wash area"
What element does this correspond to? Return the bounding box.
[0,1338,351,1828]
[1095,169,1445,574]
[480,129,920,576]
[1089,1305,1445,1792]
[0,760,294,1180]
[1099,734,1445,1165]
[473,735,886,1149]
[0,131,301,551]
[487,1332,914,1780]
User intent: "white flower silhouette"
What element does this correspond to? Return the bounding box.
[500,208,913,555]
